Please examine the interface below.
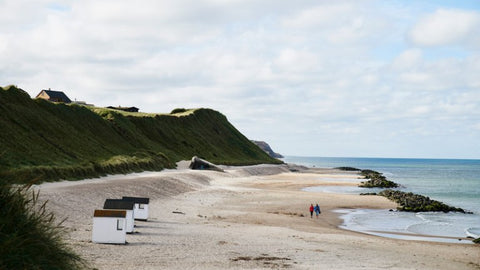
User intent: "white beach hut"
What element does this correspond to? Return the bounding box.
[92,209,127,244]
[103,199,135,234]
[122,196,150,221]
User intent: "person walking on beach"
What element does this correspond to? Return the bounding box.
[309,204,314,218]
[314,204,321,218]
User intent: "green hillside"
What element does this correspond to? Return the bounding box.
[0,85,281,184]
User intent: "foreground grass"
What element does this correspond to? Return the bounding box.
[0,180,87,269]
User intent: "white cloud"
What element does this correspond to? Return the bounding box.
[392,49,423,70]
[282,1,388,49]
[283,3,355,28]
[409,9,480,47]
[1,0,479,158]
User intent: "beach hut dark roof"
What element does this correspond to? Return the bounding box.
[122,196,150,204]
[36,89,72,103]
[94,209,127,218]
[103,199,135,210]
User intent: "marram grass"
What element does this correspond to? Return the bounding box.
[0,180,87,269]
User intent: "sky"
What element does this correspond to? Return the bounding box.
[1,0,480,159]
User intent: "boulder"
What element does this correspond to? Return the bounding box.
[189,156,224,172]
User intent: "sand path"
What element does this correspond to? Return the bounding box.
[36,164,480,270]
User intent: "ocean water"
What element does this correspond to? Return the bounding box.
[283,156,480,243]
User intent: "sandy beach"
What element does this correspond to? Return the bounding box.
[36,163,480,270]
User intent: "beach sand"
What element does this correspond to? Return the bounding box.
[36,163,480,270]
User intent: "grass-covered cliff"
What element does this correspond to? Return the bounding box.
[0,85,281,184]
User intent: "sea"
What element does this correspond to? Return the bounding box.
[282,156,480,244]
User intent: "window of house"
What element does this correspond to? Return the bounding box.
[138,204,145,209]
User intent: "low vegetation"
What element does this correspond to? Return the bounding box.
[0,180,86,269]
[0,85,281,184]
[170,108,188,114]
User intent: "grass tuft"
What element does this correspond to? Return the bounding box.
[0,180,87,269]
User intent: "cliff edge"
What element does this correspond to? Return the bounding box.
[0,85,281,183]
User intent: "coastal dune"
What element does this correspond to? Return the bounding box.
[37,164,480,270]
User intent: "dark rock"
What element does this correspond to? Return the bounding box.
[335,167,361,171]
[358,170,399,188]
[378,189,466,213]
[189,156,224,172]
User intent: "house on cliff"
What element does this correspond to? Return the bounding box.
[107,106,139,112]
[36,89,72,103]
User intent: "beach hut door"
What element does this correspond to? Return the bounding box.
[117,219,124,230]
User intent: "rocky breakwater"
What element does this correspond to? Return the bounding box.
[358,170,399,188]
[336,167,399,188]
[337,167,469,214]
[335,168,400,188]
[337,167,470,214]
[379,189,467,213]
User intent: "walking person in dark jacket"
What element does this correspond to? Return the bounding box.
[314,204,321,218]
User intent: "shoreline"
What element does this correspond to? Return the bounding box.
[37,163,480,269]
[335,208,476,244]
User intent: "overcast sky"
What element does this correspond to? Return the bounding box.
[1,0,480,159]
